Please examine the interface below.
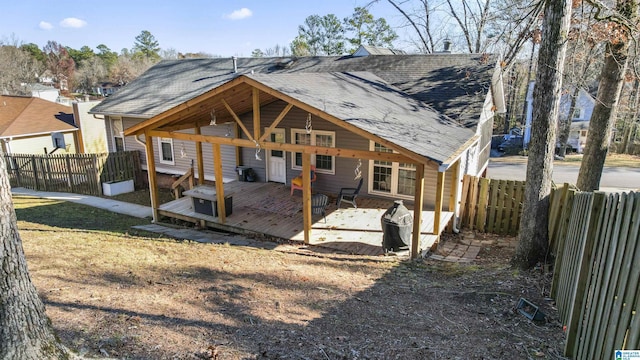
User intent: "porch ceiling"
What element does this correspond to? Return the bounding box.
[155,82,281,132]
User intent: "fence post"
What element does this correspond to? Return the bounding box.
[564,192,606,358]
[476,178,490,232]
[65,154,75,193]
[551,188,576,299]
[93,154,101,196]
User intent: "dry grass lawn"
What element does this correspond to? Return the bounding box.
[14,196,566,359]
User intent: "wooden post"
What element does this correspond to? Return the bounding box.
[253,88,261,141]
[93,154,102,194]
[195,126,204,185]
[65,154,75,193]
[411,163,425,259]
[213,143,226,223]
[144,132,159,221]
[302,155,312,245]
[434,170,446,238]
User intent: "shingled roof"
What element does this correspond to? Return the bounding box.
[90,54,498,129]
[247,72,475,163]
[0,95,76,138]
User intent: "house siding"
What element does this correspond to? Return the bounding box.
[118,117,238,182]
[5,132,77,155]
[238,101,454,209]
[474,91,496,176]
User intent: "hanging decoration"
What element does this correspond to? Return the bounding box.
[209,109,217,126]
[180,142,187,158]
[225,123,232,137]
[354,158,362,180]
[254,140,262,161]
[305,113,313,134]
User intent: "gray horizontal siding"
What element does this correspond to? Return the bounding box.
[239,101,455,209]
[122,118,238,182]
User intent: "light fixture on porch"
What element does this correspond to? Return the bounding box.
[305,113,313,134]
[209,109,217,126]
[254,140,262,161]
[354,158,362,180]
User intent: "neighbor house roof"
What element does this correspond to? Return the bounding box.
[0,95,76,138]
[90,54,499,129]
[246,71,475,164]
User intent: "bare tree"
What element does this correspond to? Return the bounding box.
[558,4,605,157]
[378,0,445,53]
[446,0,493,53]
[75,57,107,93]
[514,0,573,269]
[577,0,639,191]
[110,54,155,86]
[43,41,76,91]
[0,44,42,95]
[0,148,71,358]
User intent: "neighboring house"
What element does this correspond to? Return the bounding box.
[93,82,122,97]
[0,95,79,154]
[73,100,109,153]
[352,45,407,56]
[523,81,595,153]
[27,83,60,103]
[90,54,504,227]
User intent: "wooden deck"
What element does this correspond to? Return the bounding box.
[157,182,453,256]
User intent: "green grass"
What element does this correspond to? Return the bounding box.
[14,196,150,234]
[104,188,175,207]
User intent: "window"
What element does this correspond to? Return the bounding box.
[572,108,583,119]
[370,142,416,198]
[291,129,335,174]
[158,137,175,165]
[111,117,125,152]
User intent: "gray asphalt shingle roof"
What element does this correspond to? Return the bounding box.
[90,54,497,128]
[247,72,474,163]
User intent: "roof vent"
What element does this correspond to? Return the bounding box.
[232,56,238,73]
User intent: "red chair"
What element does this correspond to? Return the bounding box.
[290,165,317,195]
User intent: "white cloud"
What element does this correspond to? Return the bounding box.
[60,17,87,28]
[225,8,252,20]
[39,21,53,30]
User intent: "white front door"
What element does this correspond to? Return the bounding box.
[266,128,286,183]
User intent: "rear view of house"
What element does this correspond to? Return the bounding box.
[90,53,505,256]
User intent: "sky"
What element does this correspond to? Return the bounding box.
[0,0,409,57]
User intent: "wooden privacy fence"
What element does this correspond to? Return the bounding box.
[551,190,640,359]
[3,151,142,196]
[458,175,526,235]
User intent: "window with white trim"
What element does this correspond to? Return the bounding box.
[158,137,175,165]
[369,142,416,198]
[111,117,125,152]
[291,129,335,174]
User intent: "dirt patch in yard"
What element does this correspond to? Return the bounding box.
[16,197,566,359]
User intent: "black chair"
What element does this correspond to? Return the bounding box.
[337,178,364,208]
[311,193,329,223]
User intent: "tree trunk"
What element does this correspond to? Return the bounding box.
[0,149,70,359]
[514,0,572,269]
[558,87,580,157]
[577,0,637,191]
